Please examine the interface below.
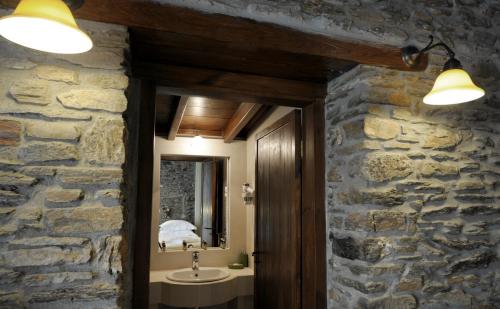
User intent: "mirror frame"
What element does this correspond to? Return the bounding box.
[155,154,230,253]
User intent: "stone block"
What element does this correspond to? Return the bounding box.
[459,205,500,216]
[364,116,400,140]
[430,289,473,307]
[337,276,387,294]
[0,268,21,285]
[35,65,79,84]
[0,208,15,219]
[9,80,50,105]
[83,118,125,165]
[454,194,494,203]
[57,89,127,113]
[0,246,91,267]
[337,188,406,207]
[432,234,493,250]
[371,211,406,232]
[421,206,457,218]
[0,99,92,121]
[45,204,123,233]
[25,121,80,141]
[0,291,21,308]
[423,127,462,150]
[96,189,121,199]
[345,213,372,231]
[420,162,459,178]
[367,294,417,309]
[455,181,485,192]
[19,142,79,163]
[449,251,496,273]
[46,187,84,203]
[28,282,119,303]
[99,236,122,274]
[331,235,386,262]
[383,141,411,150]
[23,272,92,287]
[9,236,89,247]
[57,167,122,185]
[87,73,129,90]
[397,278,423,291]
[0,119,21,146]
[362,153,413,182]
[0,171,36,186]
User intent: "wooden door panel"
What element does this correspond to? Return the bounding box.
[255,110,301,309]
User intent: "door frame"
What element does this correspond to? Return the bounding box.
[132,79,326,309]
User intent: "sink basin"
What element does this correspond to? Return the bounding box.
[166,268,230,283]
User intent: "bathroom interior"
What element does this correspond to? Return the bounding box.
[148,92,296,309]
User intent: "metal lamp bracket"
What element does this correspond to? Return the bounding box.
[402,35,460,70]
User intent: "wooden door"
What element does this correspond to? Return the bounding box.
[255,110,302,309]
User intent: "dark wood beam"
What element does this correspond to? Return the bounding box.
[224,103,262,143]
[0,0,427,71]
[130,28,357,83]
[167,96,188,140]
[135,63,325,107]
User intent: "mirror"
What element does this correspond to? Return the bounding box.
[158,156,228,251]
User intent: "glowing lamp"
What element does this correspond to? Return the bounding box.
[423,68,485,105]
[403,35,485,105]
[0,0,92,54]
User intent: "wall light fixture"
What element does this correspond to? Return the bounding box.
[0,0,92,54]
[402,35,485,105]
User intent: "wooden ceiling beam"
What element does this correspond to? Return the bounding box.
[176,129,224,139]
[0,0,427,71]
[224,103,262,143]
[138,62,325,107]
[167,96,188,140]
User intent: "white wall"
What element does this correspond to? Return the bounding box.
[150,137,247,270]
[244,106,297,269]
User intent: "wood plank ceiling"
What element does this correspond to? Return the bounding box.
[155,94,273,142]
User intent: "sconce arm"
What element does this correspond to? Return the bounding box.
[402,35,457,68]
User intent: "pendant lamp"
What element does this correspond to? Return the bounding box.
[402,35,485,105]
[0,0,92,54]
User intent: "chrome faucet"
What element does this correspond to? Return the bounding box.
[192,251,200,271]
[182,241,194,251]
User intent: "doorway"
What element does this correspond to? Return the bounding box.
[129,15,329,309]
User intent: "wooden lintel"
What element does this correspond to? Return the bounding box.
[135,62,325,107]
[224,103,262,143]
[167,96,188,140]
[0,0,427,71]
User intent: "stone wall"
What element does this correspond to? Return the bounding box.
[326,62,500,308]
[159,161,196,225]
[0,17,130,308]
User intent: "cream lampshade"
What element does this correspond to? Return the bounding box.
[423,68,485,105]
[0,0,92,54]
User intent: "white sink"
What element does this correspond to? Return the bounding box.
[166,268,230,283]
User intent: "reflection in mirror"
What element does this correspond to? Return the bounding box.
[159,156,227,251]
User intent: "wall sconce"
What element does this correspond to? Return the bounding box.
[0,0,92,54]
[402,35,485,105]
